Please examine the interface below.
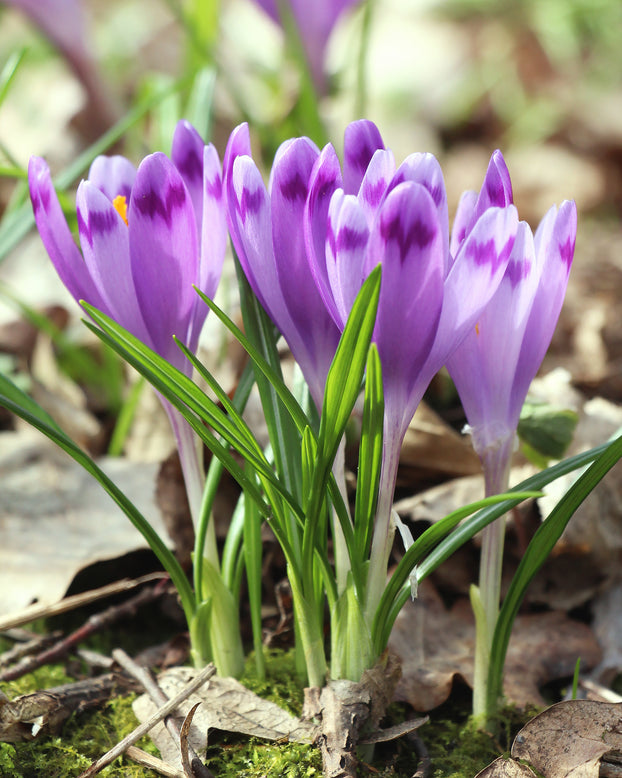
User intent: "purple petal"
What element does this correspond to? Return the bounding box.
[450,189,478,258]
[304,143,343,317]
[270,137,322,326]
[188,143,227,352]
[367,182,444,435]
[391,152,449,272]
[88,155,136,203]
[357,148,395,226]
[128,152,199,364]
[229,155,278,313]
[445,217,535,435]
[223,123,253,259]
[76,180,149,342]
[343,120,385,195]
[325,190,369,326]
[171,119,205,223]
[511,200,577,409]
[28,156,105,310]
[270,136,341,400]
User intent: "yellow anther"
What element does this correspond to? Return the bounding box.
[475,322,480,336]
[112,194,128,225]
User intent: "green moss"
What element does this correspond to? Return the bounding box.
[0,645,540,777]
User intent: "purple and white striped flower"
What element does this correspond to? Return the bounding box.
[304,121,520,615]
[223,122,341,409]
[446,152,577,488]
[29,119,226,522]
[444,150,576,720]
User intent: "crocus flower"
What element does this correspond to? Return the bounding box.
[444,150,577,721]
[3,0,118,136]
[252,0,361,94]
[446,173,577,488]
[28,119,226,522]
[224,122,341,410]
[304,121,519,616]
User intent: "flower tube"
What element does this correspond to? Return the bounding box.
[445,150,577,719]
[28,119,227,528]
[305,121,519,619]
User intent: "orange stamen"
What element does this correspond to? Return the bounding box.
[475,322,480,336]
[112,194,128,225]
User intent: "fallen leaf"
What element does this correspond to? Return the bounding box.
[132,668,315,771]
[0,429,171,616]
[480,701,622,778]
[476,757,537,777]
[389,580,601,711]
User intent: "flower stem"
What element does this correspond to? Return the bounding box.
[472,435,514,722]
[365,423,401,624]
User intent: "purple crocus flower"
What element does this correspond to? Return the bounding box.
[28,119,226,522]
[304,121,520,616]
[446,154,577,491]
[252,0,361,94]
[444,150,576,720]
[3,0,118,136]
[223,122,341,410]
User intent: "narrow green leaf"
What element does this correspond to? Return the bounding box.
[518,400,578,463]
[80,304,297,518]
[354,344,384,560]
[486,432,622,714]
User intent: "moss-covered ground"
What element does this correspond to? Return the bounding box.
[0,618,539,778]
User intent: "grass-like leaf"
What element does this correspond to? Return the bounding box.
[486,431,622,714]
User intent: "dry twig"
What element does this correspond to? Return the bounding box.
[0,580,169,682]
[113,648,213,778]
[76,662,216,778]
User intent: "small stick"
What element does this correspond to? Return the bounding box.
[76,662,216,778]
[125,746,186,778]
[113,649,213,778]
[0,582,168,682]
[0,573,167,632]
[0,631,62,667]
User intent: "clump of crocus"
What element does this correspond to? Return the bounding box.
[251,0,361,95]
[445,150,577,721]
[304,120,520,620]
[3,0,118,137]
[28,119,227,527]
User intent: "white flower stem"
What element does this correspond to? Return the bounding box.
[365,423,400,624]
[472,435,514,722]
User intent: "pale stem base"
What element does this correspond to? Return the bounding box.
[472,435,514,721]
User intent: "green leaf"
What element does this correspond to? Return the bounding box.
[302,266,381,586]
[518,400,578,464]
[80,304,296,519]
[354,344,384,561]
[487,431,622,716]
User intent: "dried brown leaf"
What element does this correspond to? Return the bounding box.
[511,700,622,778]
[390,581,601,711]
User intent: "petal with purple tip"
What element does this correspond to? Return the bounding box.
[171,119,205,222]
[28,156,105,310]
[343,120,385,195]
[304,143,343,314]
[325,190,369,326]
[128,152,199,364]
